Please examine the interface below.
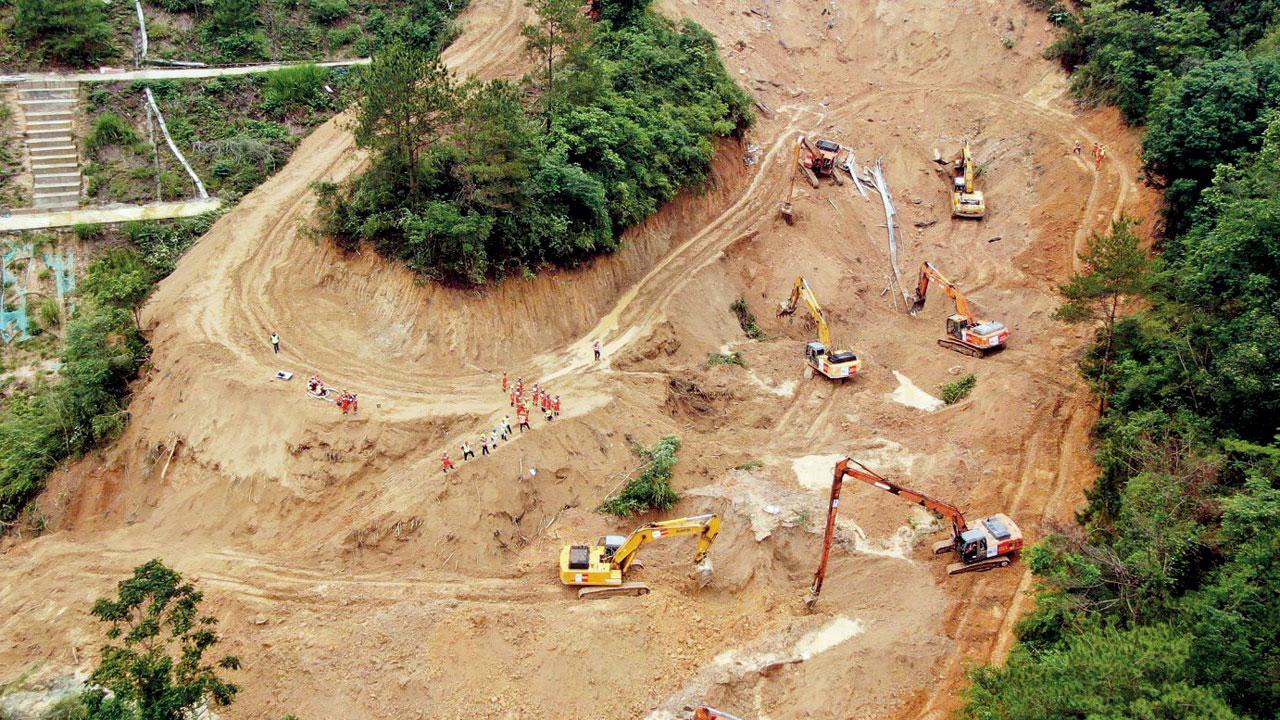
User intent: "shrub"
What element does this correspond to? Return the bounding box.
[14,0,116,65]
[600,435,681,516]
[263,64,332,114]
[73,223,104,241]
[85,114,139,154]
[309,0,350,24]
[328,25,361,47]
[941,373,976,404]
[36,298,61,330]
[704,351,744,367]
[40,695,88,720]
[731,297,763,339]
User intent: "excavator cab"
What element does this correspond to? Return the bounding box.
[947,315,1008,352]
[599,534,627,561]
[805,341,858,381]
[957,529,987,564]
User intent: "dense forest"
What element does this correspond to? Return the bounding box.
[962,2,1280,718]
[314,0,752,284]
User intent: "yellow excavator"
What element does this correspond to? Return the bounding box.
[559,513,720,599]
[937,141,985,218]
[778,277,861,382]
[909,261,1009,356]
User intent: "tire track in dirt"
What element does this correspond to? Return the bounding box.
[900,79,1131,719]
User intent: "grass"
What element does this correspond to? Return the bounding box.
[82,72,351,205]
[0,102,25,209]
[731,297,764,339]
[85,113,140,153]
[734,460,763,471]
[941,373,977,404]
[705,351,745,368]
[138,0,466,66]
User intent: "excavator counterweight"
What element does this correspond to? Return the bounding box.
[908,261,1009,357]
[778,277,861,382]
[807,459,1022,607]
[560,514,721,599]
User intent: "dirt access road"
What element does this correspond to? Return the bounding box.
[0,0,1154,717]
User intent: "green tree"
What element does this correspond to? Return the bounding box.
[962,624,1239,720]
[1054,217,1153,412]
[79,560,241,720]
[521,0,593,131]
[211,0,258,34]
[596,0,650,25]
[1142,52,1280,232]
[14,0,116,65]
[354,41,462,201]
[453,80,540,215]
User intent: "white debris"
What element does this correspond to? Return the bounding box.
[887,370,944,411]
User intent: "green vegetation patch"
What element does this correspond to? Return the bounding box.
[0,215,216,528]
[600,435,681,516]
[83,72,351,205]
[316,1,752,284]
[8,0,129,67]
[138,0,466,65]
[731,297,764,339]
[704,351,744,368]
[0,103,25,209]
[940,373,976,405]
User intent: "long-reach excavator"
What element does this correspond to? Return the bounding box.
[908,261,1009,357]
[799,137,845,188]
[938,140,985,218]
[807,458,1022,606]
[778,276,861,382]
[560,513,720,599]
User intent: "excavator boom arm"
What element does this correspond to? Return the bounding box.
[909,261,972,322]
[962,142,976,193]
[809,458,967,605]
[836,459,968,534]
[780,276,833,347]
[613,514,721,572]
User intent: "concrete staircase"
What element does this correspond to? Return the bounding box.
[17,80,81,210]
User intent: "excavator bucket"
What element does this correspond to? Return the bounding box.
[694,557,714,588]
[908,294,926,316]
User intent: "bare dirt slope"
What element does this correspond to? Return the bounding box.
[0,0,1155,717]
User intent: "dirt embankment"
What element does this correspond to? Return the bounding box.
[0,0,1158,717]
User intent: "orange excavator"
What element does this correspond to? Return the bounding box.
[908,261,1009,357]
[695,708,746,720]
[807,458,1022,606]
[798,137,845,188]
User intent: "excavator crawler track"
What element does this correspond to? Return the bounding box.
[946,557,1011,575]
[577,582,651,600]
[937,338,984,358]
[801,164,820,188]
